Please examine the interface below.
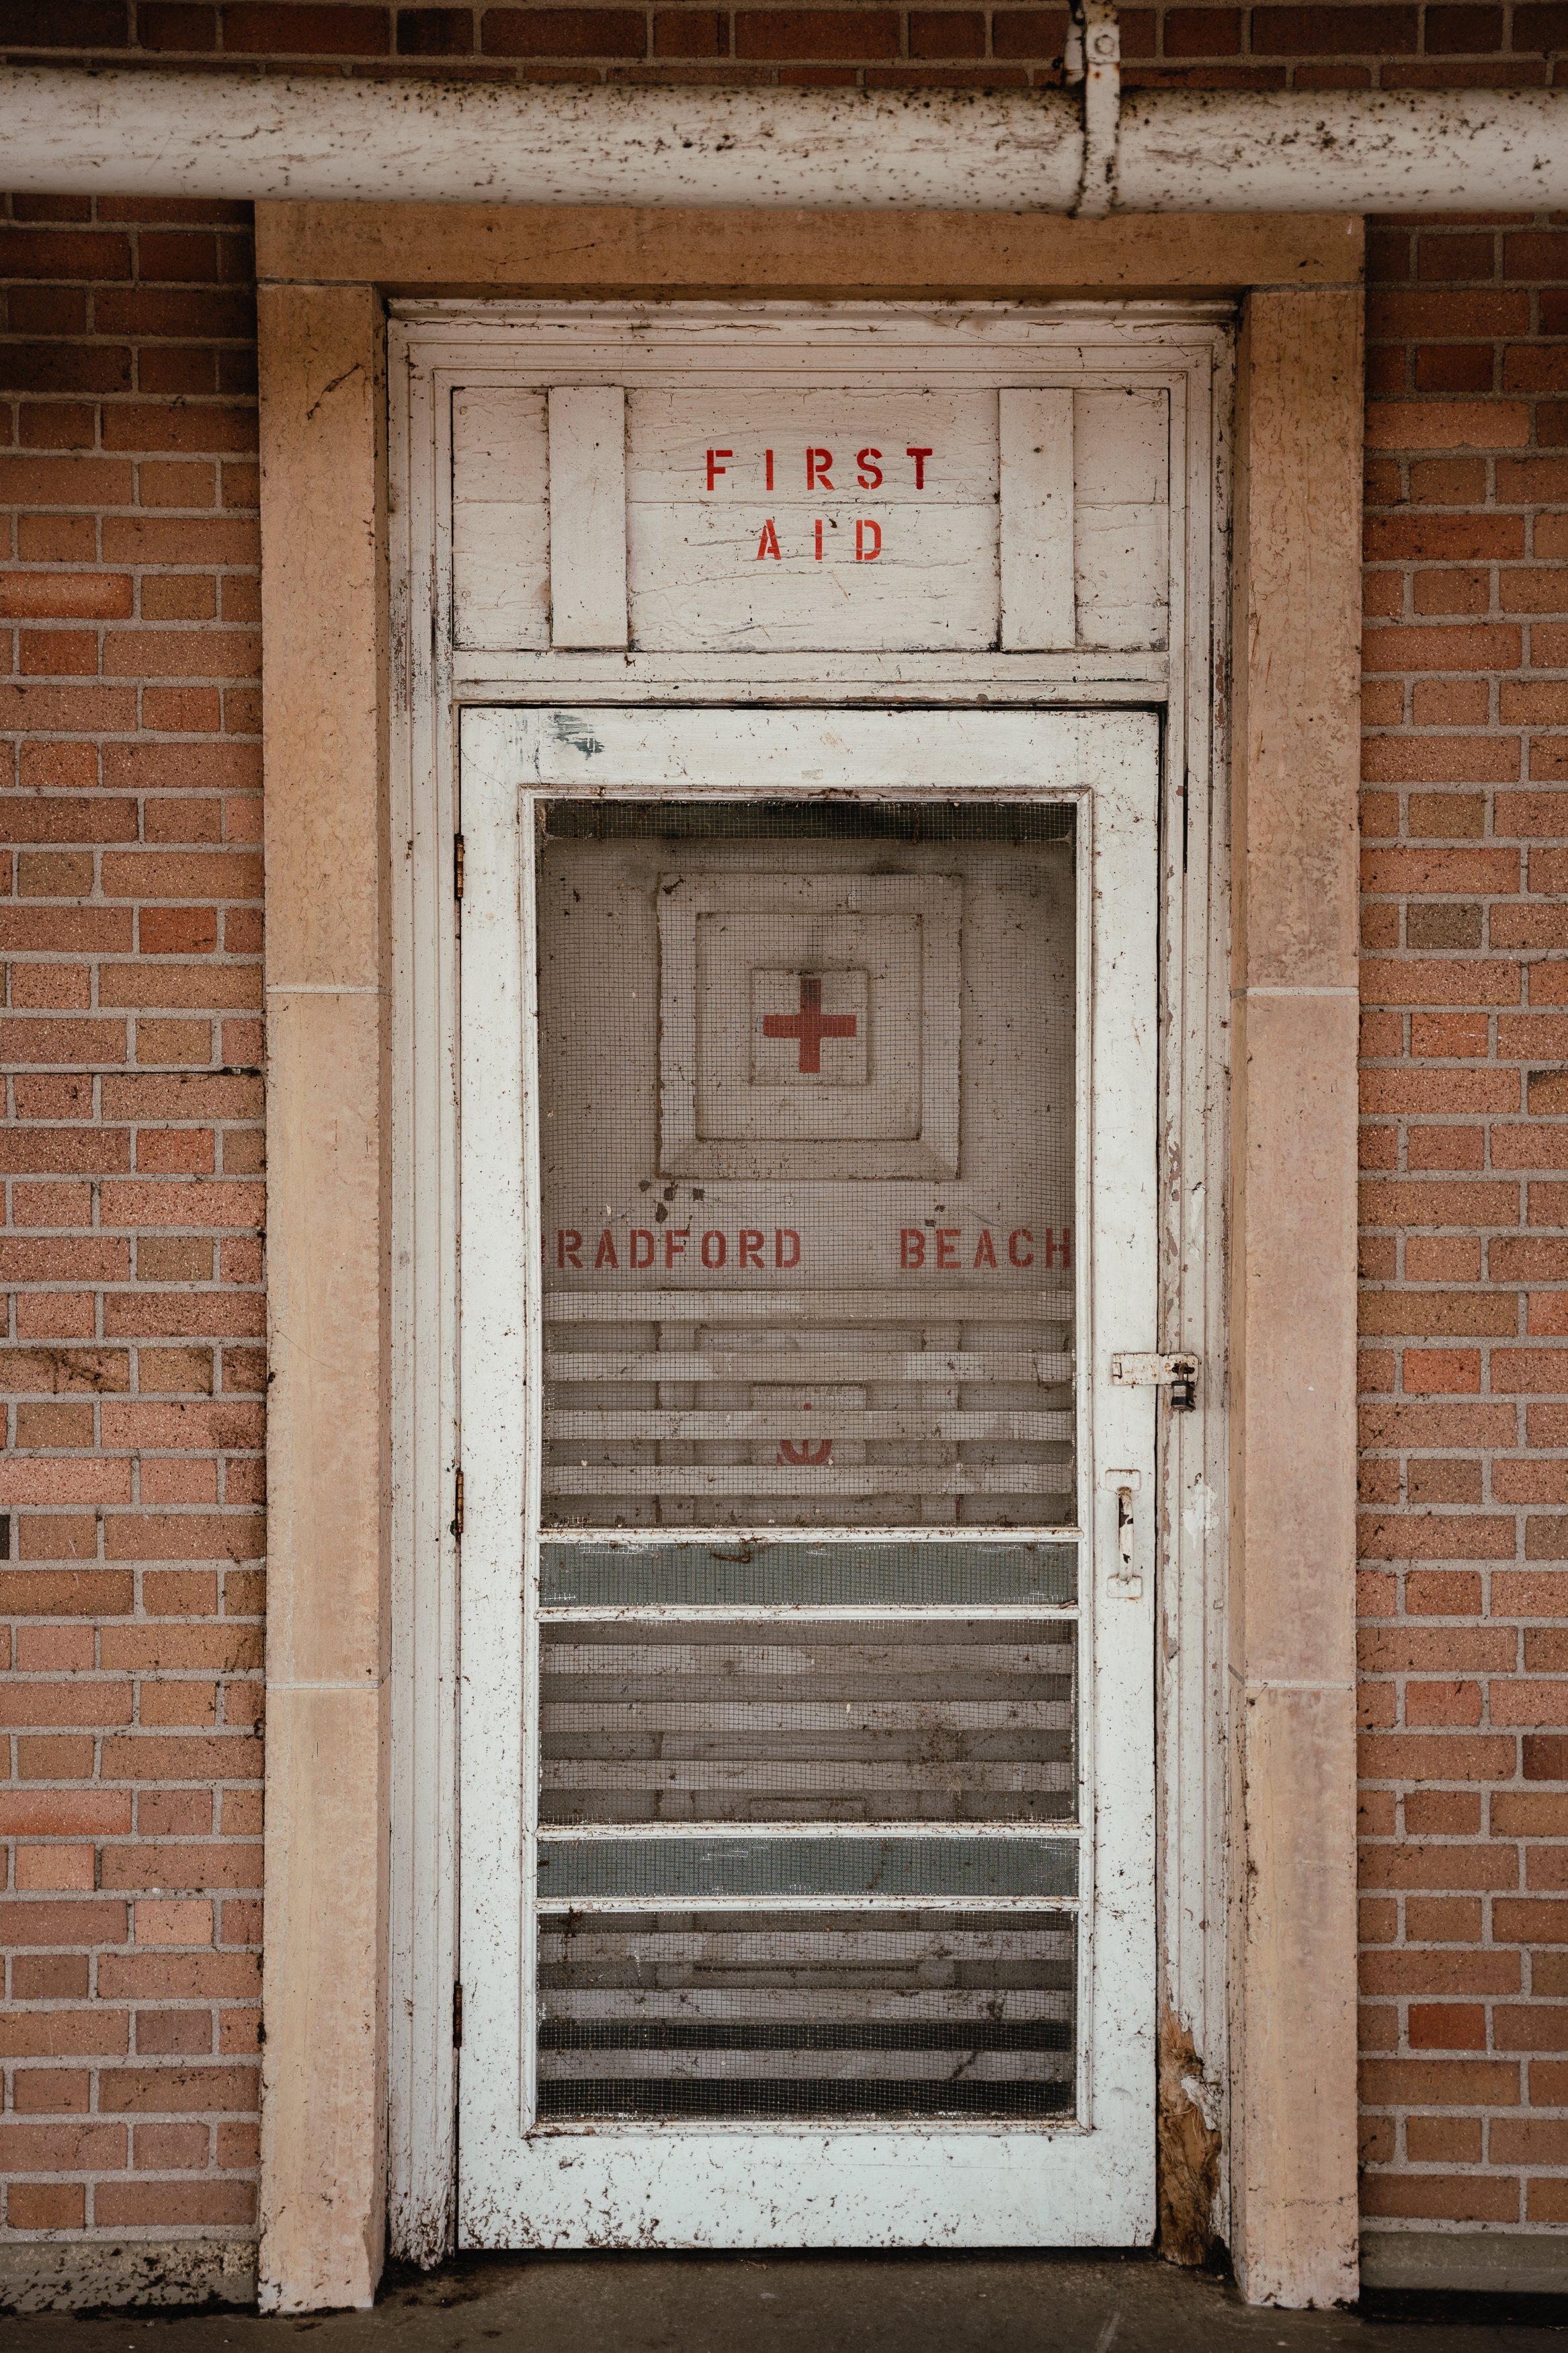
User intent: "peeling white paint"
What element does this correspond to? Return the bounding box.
[5,64,1568,214]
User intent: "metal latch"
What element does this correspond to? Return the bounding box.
[1111,1352,1198,1412]
[1104,1468,1143,1599]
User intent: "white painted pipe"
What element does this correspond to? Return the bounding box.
[0,68,1085,212]
[3,65,1568,214]
[1118,87,1568,212]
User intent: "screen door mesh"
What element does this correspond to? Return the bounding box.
[541,1618,1075,1824]
[538,801,1076,1531]
[531,800,1080,2127]
[536,1909,1077,2120]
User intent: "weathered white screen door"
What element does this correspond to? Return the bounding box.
[456,702,1159,2247]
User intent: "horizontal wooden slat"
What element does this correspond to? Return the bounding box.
[542,1987,1069,2024]
[543,1634,1072,1671]
[537,2047,1069,2082]
[544,1351,1073,1384]
[542,1761,1071,1793]
[628,504,999,654]
[544,1287,1071,1322]
[546,1410,1071,1441]
[544,1700,1070,1732]
[626,389,999,505]
[542,1464,1074,1497]
[538,1923,1073,1964]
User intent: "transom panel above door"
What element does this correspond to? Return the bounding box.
[393,300,1226,700]
[456,704,1159,2249]
[451,380,1168,656]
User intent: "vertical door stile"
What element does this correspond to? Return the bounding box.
[456,719,531,2178]
[519,793,545,2135]
[1074,778,1099,2135]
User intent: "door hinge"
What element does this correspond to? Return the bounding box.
[1111,1351,1198,1411]
[453,1981,463,2050]
[452,1468,464,1538]
[454,833,465,902]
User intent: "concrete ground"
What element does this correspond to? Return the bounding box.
[6,2254,1568,2352]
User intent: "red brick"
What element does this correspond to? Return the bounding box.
[1360,2058,1520,2104]
[1360,1291,1516,1337]
[1497,1896,1568,1940]
[0,2009,130,2059]
[1361,1182,1523,1230]
[99,1733,263,1780]
[95,2178,255,2226]
[1361,959,1520,1006]
[7,2183,87,2229]
[1366,400,1530,450]
[1361,1841,1514,1888]
[96,2063,257,2113]
[1249,5,1417,50]
[220,1,388,48]
[1364,625,1523,672]
[478,4,646,50]
[1360,2173,1520,2221]
[0,2120,127,2170]
[1493,1350,1568,1391]
[1360,1951,1516,1995]
[1360,1734,1516,1779]
[0,1899,128,1946]
[1359,1628,1515,1672]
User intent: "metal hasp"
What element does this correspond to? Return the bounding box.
[1110,1350,1198,1411]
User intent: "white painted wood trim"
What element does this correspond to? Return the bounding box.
[999,389,1075,651]
[547,387,628,649]
[386,301,1231,2262]
[1159,337,1233,2233]
[454,701,1157,2247]
[456,716,536,2163]
[387,347,460,2268]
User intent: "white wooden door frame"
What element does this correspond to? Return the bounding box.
[458,705,1157,2247]
[386,301,1233,2261]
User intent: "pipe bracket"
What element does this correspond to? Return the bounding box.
[1069,0,1122,218]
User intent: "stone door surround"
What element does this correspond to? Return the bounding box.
[255,203,1363,2313]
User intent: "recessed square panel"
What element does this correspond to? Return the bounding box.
[660,874,959,1179]
[749,967,870,1090]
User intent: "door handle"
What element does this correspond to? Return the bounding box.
[1104,1467,1143,1599]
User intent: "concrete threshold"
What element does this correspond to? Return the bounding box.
[5,2251,1568,2350]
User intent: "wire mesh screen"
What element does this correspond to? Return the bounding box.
[536,1835,1078,1903]
[530,799,1082,2132]
[538,1540,1077,1609]
[537,800,1077,1531]
[535,1908,1077,2120]
[540,1618,1075,1824]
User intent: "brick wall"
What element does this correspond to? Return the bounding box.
[0,192,264,2243]
[2,1,1568,86]
[2,0,1568,2265]
[1356,208,1568,2234]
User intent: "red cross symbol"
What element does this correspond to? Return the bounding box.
[761,974,858,1074]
